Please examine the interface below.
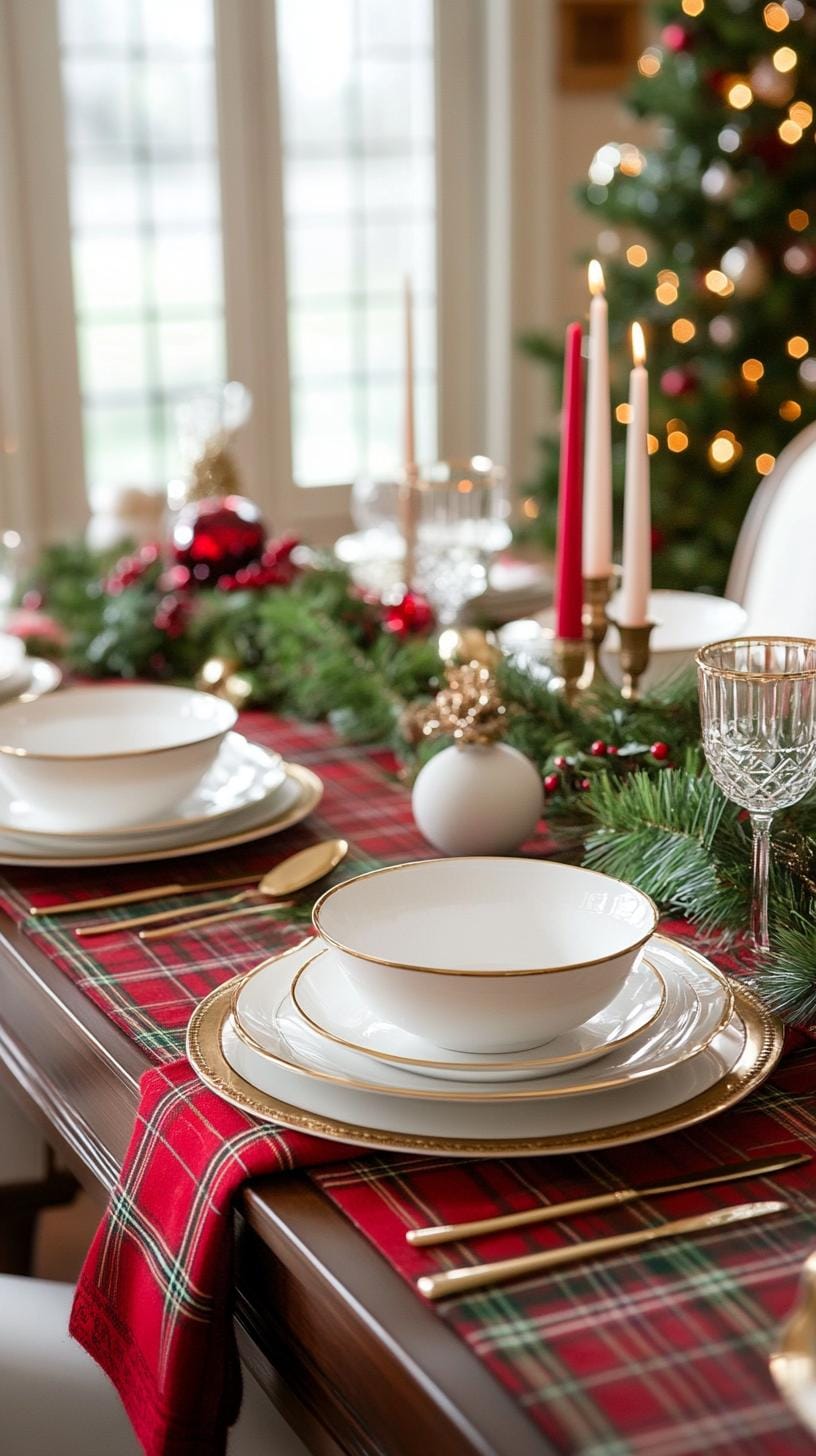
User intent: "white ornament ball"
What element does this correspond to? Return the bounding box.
[412,743,544,857]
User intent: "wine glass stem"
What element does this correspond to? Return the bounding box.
[750,811,773,952]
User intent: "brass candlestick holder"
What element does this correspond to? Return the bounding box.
[577,573,616,692]
[548,638,586,705]
[611,620,655,701]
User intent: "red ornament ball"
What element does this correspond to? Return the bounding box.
[554,754,569,769]
[650,740,670,761]
[544,772,560,795]
[171,495,266,584]
[660,366,696,398]
[217,534,301,592]
[661,22,692,52]
[607,744,619,756]
[578,777,592,792]
[381,590,434,637]
[590,740,607,757]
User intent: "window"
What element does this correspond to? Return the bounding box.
[276,0,437,486]
[2,0,495,543]
[58,0,226,508]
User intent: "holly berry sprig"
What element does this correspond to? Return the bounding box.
[543,738,672,802]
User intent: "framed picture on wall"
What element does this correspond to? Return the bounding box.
[558,0,642,90]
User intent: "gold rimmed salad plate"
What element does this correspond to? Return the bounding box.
[187,962,782,1157]
[286,943,667,1082]
[0,762,322,867]
[227,934,736,1103]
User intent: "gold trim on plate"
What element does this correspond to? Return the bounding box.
[186,969,782,1156]
[0,762,323,868]
[226,945,733,1102]
[286,945,669,1072]
[312,858,659,978]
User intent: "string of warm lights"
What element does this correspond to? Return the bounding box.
[592,0,814,484]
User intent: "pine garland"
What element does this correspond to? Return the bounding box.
[18,540,816,1025]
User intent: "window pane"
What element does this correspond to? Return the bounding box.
[277,0,437,486]
[58,0,225,509]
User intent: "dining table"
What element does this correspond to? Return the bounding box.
[0,706,814,1456]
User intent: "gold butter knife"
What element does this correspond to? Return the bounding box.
[407,1152,810,1247]
[417,1200,788,1301]
[29,875,257,917]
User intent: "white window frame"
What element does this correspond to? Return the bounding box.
[0,0,549,549]
[0,0,87,549]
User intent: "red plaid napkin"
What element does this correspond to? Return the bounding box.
[70,1061,350,1456]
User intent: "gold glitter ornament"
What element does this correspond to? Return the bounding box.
[419,662,508,746]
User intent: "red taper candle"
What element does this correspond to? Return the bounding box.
[555,321,585,639]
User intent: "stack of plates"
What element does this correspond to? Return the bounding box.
[189,859,783,1157]
[0,734,322,867]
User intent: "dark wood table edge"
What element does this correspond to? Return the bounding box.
[0,910,549,1456]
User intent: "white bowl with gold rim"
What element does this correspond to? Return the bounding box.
[312,858,658,1054]
[0,683,237,832]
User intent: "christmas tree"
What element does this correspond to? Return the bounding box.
[522,0,816,593]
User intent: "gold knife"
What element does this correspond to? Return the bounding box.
[29,875,257,917]
[417,1199,788,1301]
[407,1152,810,1247]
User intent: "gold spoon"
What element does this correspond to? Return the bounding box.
[75,839,348,938]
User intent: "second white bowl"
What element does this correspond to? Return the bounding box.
[313,858,657,1053]
[0,684,237,831]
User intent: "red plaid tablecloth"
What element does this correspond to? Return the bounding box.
[1,710,815,1456]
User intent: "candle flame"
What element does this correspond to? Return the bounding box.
[588,259,605,297]
[631,321,646,365]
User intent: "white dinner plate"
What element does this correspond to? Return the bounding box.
[267,942,666,1081]
[187,945,782,1156]
[0,760,323,866]
[0,732,286,841]
[231,934,734,1102]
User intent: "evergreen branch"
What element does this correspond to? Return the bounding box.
[753,907,816,1027]
[583,758,750,931]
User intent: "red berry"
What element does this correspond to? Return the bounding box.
[554,754,568,769]
[607,744,619,756]
[579,777,592,791]
[590,740,607,757]
[651,741,670,761]
[543,772,560,795]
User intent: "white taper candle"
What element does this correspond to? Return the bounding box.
[618,322,651,627]
[582,260,613,578]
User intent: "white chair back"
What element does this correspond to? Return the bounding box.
[727,421,816,636]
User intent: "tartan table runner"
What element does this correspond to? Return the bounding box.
[0,708,813,1456]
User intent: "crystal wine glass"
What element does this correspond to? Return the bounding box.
[696,637,816,950]
[413,458,511,626]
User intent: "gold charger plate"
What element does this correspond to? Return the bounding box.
[0,762,322,868]
[187,970,783,1157]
